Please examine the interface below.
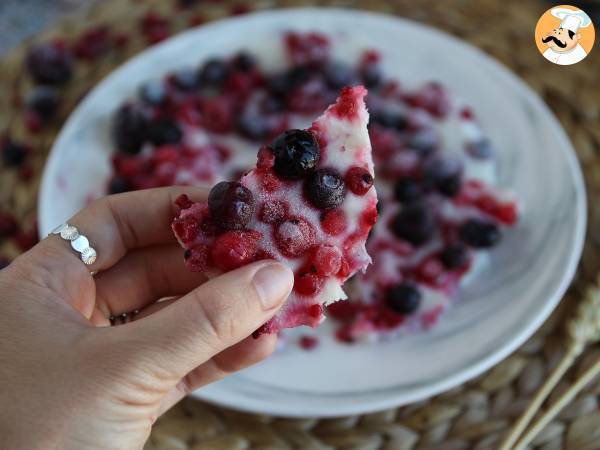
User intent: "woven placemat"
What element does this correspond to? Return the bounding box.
[0,0,599,449]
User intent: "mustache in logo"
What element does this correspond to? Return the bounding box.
[542,35,567,48]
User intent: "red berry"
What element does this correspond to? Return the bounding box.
[201,97,233,133]
[321,209,347,236]
[274,217,316,257]
[184,245,210,272]
[311,245,342,276]
[294,273,324,296]
[417,256,446,286]
[259,201,287,224]
[337,258,351,279]
[327,300,359,321]
[175,194,193,210]
[256,146,275,170]
[211,230,261,271]
[73,25,113,60]
[345,166,373,196]
[284,32,330,67]
[496,202,518,225]
[260,171,281,192]
[299,335,319,350]
[360,205,378,229]
[308,304,322,319]
[172,215,199,244]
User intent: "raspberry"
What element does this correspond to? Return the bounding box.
[330,86,365,120]
[311,245,342,276]
[259,201,287,224]
[201,97,233,133]
[284,32,330,67]
[256,146,275,170]
[294,273,324,296]
[172,215,199,244]
[275,217,316,257]
[327,300,359,321]
[321,209,347,236]
[184,244,210,272]
[210,230,261,271]
[260,171,281,192]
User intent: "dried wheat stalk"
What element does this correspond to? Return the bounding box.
[499,275,600,450]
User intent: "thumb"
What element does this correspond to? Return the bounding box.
[111,260,293,379]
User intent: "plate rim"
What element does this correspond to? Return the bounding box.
[39,7,587,417]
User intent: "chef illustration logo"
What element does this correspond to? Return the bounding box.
[535,5,595,65]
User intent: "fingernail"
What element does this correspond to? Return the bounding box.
[253,263,293,310]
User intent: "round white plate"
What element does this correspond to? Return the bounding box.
[39,9,586,417]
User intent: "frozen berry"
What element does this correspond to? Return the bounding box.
[173,68,198,91]
[345,167,373,196]
[184,244,210,272]
[424,155,463,197]
[386,282,421,315]
[259,201,287,224]
[272,129,320,180]
[323,62,355,89]
[466,138,494,159]
[295,272,324,296]
[394,178,421,202]
[199,58,229,86]
[211,230,261,270]
[407,130,439,157]
[26,86,60,119]
[2,140,28,167]
[139,80,166,106]
[208,181,254,231]
[238,114,268,140]
[232,51,256,72]
[275,217,316,257]
[304,169,346,210]
[459,219,501,248]
[148,119,183,146]
[26,43,74,85]
[108,176,131,194]
[440,243,469,269]
[371,109,407,130]
[321,209,347,236]
[299,335,319,350]
[285,32,330,67]
[361,63,381,88]
[311,244,342,276]
[392,202,435,246]
[112,104,150,154]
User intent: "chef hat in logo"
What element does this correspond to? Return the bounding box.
[551,7,592,33]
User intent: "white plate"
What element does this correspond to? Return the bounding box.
[39,9,586,417]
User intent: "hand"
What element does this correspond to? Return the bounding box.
[0,187,293,450]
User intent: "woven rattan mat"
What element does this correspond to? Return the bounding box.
[1,0,599,449]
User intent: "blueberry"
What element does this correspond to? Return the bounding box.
[238,114,268,141]
[407,130,439,157]
[262,95,285,113]
[268,67,309,96]
[272,129,320,180]
[173,68,198,91]
[26,86,60,119]
[424,155,463,197]
[392,202,435,246]
[26,44,74,85]
[323,62,355,89]
[208,181,254,230]
[198,58,229,86]
[440,243,469,269]
[459,219,501,248]
[147,118,183,146]
[394,178,421,202]
[361,64,382,88]
[232,51,256,72]
[386,282,421,315]
[112,104,150,154]
[304,169,346,211]
[139,80,166,106]
[371,109,407,130]
[2,140,27,167]
[108,176,131,194]
[466,138,494,159]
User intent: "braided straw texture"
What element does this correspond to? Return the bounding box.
[0,1,599,449]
